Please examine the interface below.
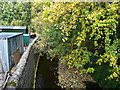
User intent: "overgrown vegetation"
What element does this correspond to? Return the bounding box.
[1,1,120,88]
[40,2,120,88]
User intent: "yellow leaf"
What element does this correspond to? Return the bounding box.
[113,72,118,78]
[110,75,113,79]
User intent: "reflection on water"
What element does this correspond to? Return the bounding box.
[36,54,62,89]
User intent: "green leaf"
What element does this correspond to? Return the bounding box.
[87,67,95,73]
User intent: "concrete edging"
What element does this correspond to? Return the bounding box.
[6,35,39,89]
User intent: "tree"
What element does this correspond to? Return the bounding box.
[1,2,31,26]
[30,2,51,33]
[41,2,120,88]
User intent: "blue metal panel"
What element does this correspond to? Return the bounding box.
[0,38,9,72]
[8,39,15,70]
[20,35,24,55]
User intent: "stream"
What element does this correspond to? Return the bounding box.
[35,54,63,89]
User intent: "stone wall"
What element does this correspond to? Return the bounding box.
[6,36,39,89]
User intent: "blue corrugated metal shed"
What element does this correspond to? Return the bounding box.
[0,33,24,72]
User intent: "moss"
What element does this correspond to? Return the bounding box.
[8,80,16,87]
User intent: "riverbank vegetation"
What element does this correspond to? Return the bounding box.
[1,1,120,88]
[39,2,120,88]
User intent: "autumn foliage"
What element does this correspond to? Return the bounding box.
[41,2,120,88]
[1,1,120,88]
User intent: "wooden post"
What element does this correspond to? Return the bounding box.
[0,58,4,74]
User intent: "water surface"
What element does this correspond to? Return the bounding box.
[36,54,62,89]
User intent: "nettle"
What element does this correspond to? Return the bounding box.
[42,2,119,87]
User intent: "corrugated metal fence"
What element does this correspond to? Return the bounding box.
[0,33,24,72]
